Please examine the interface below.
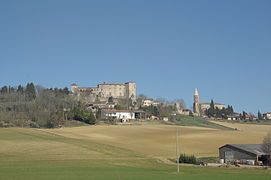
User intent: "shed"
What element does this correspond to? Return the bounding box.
[219,144,269,165]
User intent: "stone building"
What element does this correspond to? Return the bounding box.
[140,98,160,107]
[71,82,136,103]
[193,88,225,116]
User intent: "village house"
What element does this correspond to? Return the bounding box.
[227,114,240,121]
[101,109,135,121]
[87,101,116,110]
[219,144,269,165]
[140,98,160,107]
[263,112,271,120]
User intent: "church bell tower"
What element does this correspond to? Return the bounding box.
[193,88,200,115]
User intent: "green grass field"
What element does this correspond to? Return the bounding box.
[167,115,234,130]
[0,128,270,180]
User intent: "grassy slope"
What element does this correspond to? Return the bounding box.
[0,128,270,180]
[167,114,233,130]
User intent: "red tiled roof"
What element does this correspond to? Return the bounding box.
[143,98,154,101]
[103,110,132,113]
[200,102,225,105]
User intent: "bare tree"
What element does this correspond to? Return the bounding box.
[262,131,271,165]
[156,97,168,105]
[137,94,147,99]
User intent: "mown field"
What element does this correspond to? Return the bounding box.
[45,121,271,158]
[0,122,271,180]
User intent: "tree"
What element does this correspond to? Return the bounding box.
[108,96,113,102]
[1,86,8,94]
[137,94,147,99]
[156,97,168,105]
[206,100,215,117]
[17,85,24,93]
[258,110,263,120]
[242,111,247,120]
[262,131,271,166]
[26,83,36,100]
[62,87,69,95]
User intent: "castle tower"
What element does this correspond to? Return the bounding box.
[70,83,78,93]
[193,88,200,115]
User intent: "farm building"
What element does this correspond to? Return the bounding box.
[101,109,135,122]
[219,144,269,165]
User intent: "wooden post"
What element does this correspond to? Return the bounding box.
[176,127,180,173]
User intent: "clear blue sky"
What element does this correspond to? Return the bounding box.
[1,0,271,114]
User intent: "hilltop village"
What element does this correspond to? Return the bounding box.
[70,81,270,122]
[0,81,270,128]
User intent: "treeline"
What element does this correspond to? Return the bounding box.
[205,100,234,118]
[0,83,95,128]
[139,104,177,118]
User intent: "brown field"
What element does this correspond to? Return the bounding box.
[43,122,271,158]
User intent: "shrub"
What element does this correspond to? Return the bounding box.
[179,154,197,164]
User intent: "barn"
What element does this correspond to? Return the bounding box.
[219,144,269,165]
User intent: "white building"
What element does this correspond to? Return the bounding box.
[263,112,271,120]
[101,110,135,120]
[141,98,160,107]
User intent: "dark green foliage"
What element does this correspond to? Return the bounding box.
[179,154,197,164]
[108,96,113,102]
[45,121,55,128]
[1,86,8,94]
[71,107,96,125]
[242,111,247,120]
[25,83,36,100]
[258,110,263,120]
[140,105,159,116]
[17,85,24,93]
[206,100,235,119]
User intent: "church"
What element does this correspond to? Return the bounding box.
[193,88,225,116]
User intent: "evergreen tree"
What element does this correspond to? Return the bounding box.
[17,85,24,93]
[258,110,263,120]
[207,100,215,117]
[242,111,247,120]
[26,83,36,100]
[63,87,69,95]
[0,86,8,94]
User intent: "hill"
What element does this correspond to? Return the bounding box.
[0,127,271,180]
[166,114,233,130]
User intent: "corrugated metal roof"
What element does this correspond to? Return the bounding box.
[221,144,267,155]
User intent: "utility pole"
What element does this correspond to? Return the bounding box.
[176,127,180,173]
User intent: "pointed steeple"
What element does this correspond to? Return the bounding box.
[194,88,199,96]
[193,88,200,115]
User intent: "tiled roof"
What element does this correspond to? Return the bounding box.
[143,98,154,101]
[103,110,133,113]
[200,102,225,105]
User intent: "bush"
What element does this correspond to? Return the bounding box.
[179,154,197,164]
[71,107,96,125]
[45,121,55,128]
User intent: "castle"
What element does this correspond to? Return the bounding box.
[193,88,224,115]
[70,82,136,103]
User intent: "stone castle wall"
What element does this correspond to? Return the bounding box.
[71,82,136,103]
